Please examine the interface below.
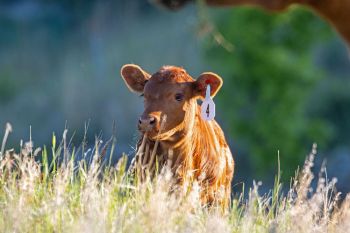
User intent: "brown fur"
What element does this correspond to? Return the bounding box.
[121,64,234,208]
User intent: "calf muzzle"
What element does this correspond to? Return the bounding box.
[138,115,158,132]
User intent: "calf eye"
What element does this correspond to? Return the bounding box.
[175,93,184,102]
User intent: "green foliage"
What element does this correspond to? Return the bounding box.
[307,78,350,147]
[205,7,333,176]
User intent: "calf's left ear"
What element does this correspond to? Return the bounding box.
[193,72,223,98]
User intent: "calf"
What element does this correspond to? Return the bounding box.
[120,64,234,207]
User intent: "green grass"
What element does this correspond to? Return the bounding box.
[0,123,349,233]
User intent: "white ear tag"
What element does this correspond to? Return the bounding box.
[201,84,215,121]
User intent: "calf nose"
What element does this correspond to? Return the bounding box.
[138,115,157,131]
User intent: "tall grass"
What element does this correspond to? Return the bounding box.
[0,123,349,233]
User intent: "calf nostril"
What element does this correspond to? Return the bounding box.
[149,117,156,125]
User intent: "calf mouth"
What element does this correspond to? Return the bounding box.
[138,114,168,141]
[138,127,160,140]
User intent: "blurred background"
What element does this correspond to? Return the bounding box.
[0,0,349,193]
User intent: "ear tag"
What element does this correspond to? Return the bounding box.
[201,84,215,121]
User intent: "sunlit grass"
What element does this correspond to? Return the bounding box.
[0,123,349,233]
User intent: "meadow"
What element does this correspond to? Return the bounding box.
[0,123,349,233]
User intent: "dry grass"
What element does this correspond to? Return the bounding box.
[0,123,349,233]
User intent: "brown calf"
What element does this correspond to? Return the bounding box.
[120,64,234,207]
[156,0,350,46]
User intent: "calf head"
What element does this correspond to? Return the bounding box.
[120,64,223,141]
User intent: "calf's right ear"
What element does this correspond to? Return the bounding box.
[193,72,223,98]
[120,64,150,93]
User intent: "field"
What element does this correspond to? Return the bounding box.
[0,123,349,233]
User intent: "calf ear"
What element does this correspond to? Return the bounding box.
[120,64,150,93]
[193,72,223,98]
